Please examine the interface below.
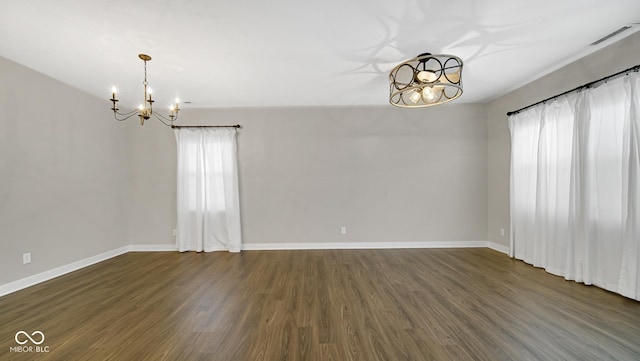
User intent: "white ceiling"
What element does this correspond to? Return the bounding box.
[1,0,639,109]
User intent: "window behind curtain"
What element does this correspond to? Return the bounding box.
[174,127,242,253]
[508,71,640,300]
[183,140,227,212]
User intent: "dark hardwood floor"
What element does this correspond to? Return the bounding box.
[0,248,639,360]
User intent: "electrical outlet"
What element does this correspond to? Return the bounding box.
[23,252,31,265]
[172,228,177,237]
[341,226,347,235]
[500,228,505,237]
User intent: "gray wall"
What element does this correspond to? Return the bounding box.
[0,56,489,288]
[129,105,488,246]
[0,57,131,285]
[486,31,640,247]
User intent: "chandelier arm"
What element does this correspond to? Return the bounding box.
[114,109,139,116]
[112,110,140,122]
[151,113,176,127]
[153,111,179,123]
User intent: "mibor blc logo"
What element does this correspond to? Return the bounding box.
[9,331,50,353]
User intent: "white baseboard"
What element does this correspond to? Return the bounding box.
[488,242,510,255]
[0,240,502,297]
[242,240,489,251]
[130,241,493,252]
[0,246,129,298]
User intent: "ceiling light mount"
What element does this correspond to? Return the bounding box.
[389,53,463,108]
[110,53,180,126]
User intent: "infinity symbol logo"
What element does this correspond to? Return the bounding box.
[15,331,45,345]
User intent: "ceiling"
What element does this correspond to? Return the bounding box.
[1,0,639,109]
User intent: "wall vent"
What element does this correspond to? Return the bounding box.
[590,26,632,46]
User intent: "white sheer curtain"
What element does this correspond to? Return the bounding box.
[174,127,242,253]
[509,71,640,300]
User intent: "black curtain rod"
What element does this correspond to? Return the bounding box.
[171,124,242,129]
[507,64,640,116]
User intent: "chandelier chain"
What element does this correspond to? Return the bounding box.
[143,60,148,87]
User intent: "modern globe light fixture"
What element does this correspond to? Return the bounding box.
[110,54,180,126]
[389,53,463,108]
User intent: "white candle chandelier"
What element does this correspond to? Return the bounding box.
[389,53,463,108]
[110,54,180,126]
